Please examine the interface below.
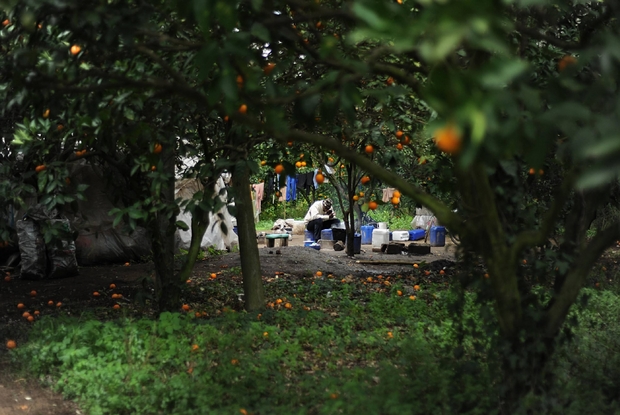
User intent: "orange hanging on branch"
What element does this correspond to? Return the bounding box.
[434,124,462,155]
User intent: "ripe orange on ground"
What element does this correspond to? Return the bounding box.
[22,312,31,318]
[240,409,249,415]
[93,291,100,297]
[110,283,116,289]
[4,275,10,282]
[27,316,34,322]
[263,331,269,337]
[30,290,37,297]
[263,63,276,75]
[284,302,292,309]
[275,298,283,305]
[315,173,325,184]
[182,304,190,311]
[528,168,535,175]
[192,344,199,351]
[396,290,403,296]
[424,270,430,276]
[364,144,374,154]
[47,300,54,306]
[413,263,419,268]
[35,165,46,173]
[238,104,247,114]
[439,270,445,275]
[368,200,378,210]
[210,273,217,279]
[34,310,40,316]
[6,340,16,350]
[17,303,24,309]
[195,312,201,318]
[409,295,416,300]
[56,302,62,307]
[434,125,462,155]
[70,44,81,55]
[113,304,120,310]
[387,331,393,338]
[231,359,239,365]
[274,164,284,174]
[413,285,420,291]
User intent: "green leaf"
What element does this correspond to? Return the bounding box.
[250,23,270,43]
[175,220,189,231]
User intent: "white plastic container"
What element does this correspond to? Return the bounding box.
[372,228,390,249]
[377,222,388,229]
[392,231,410,241]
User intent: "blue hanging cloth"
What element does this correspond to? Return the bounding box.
[286,175,297,201]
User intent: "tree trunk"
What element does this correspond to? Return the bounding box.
[151,145,180,312]
[232,160,265,311]
[178,181,215,283]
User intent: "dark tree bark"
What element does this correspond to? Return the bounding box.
[231,160,265,311]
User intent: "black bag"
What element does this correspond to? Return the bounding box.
[45,219,79,279]
[16,219,47,280]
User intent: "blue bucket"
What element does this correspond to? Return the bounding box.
[345,233,361,254]
[429,226,446,247]
[361,225,373,244]
[304,230,314,241]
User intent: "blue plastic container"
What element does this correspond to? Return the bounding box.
[304,230,314,241]
[409,229,425,241]
[429,226,446,247]
[321,229,333,241]
[348,233,361,254]
[361,225,374,244]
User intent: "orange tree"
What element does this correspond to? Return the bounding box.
[0,1,270,311]
[178,0,620,409]
[3,0,620,407]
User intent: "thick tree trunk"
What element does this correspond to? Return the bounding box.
[232,160,265,311]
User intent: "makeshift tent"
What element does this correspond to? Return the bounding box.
[175,178,238,251]
[65,161,152,265]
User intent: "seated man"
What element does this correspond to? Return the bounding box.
[304,199,340,242]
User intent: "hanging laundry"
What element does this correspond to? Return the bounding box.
[253,182,264,213]
[286,175,297,201]
[382,188,396,203]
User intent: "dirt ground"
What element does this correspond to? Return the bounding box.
[0,235,455,415]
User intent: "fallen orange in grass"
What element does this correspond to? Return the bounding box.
[210,273,217,279]
[192,344,199,351]
[387,331,393,339]
[316,271,323,277]
[413,285,420,291]
[409,295,416,300]
[110,283,116,289]
[27,316,34,322]
[56,302,62,307]
[396,290,403,296]
[22,312,31,318]
[30,290,37,297]
[34,310,40,316]
[47,300,54,306]
[93,291,100,297]
[413,264,419,268]
[231,359,239,365]
[6,340,16,350]
[284,302,292,309]
[113,304,120,310]
[17,303,24,309]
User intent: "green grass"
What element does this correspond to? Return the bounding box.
[9,273,620,415]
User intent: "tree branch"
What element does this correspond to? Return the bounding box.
[545,220,620,337]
